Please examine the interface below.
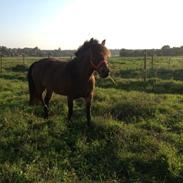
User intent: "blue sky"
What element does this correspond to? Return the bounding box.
[0,0,68,49]
[1,0,183,49]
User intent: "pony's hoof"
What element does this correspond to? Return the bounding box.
[87,121,93,128]
[29,101,34,106]
[67,119,72,124]
[43,113,49,119]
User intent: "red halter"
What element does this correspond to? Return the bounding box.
[90,60,108,70]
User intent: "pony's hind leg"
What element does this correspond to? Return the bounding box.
[35,87,48,118]
[29,93,35,105]
[44,90,53,107]
[40,89,53,119]
[29,83,43,105]
[42,90,53,118]
[29,88,39,105]
[28,63,37,105]
[41,96,48,119]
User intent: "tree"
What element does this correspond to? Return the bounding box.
[161,45,171,50]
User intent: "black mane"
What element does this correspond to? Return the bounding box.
[75,39,99,58]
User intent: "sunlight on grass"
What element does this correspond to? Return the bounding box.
[0,57,183,182]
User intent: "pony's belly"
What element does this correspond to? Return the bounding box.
[54,88,86,99]
[54,89,68,96]
[52,81,93,98]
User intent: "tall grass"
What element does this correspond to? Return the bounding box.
[0,56,183,182]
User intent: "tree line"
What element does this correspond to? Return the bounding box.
[0,46,121,57]
[2,45,183,57]
[0,46,75,57]
[120,45,183,57]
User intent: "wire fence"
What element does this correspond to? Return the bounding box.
[0,56,71,73]
[109,56,183,81]
[1,55,183,81]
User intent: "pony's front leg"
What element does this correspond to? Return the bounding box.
[85,94,93,126]
[67,96,73,121]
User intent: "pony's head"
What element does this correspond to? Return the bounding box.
[75,38,110,78]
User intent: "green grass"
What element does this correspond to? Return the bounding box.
[0,56,183,182]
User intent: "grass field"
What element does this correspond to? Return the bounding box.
[0,56,183,182]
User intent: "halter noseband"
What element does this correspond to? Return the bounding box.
[90,60,108,70]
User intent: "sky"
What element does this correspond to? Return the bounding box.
[0,0,183,50]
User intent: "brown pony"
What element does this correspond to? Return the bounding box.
[27,38,110,125]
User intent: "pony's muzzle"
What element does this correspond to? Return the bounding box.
[98,66,110,78]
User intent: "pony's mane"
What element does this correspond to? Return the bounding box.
[75,39,110,58]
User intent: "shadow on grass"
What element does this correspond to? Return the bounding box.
[0,72,27,82]
[0,169,30,183]
[0,114,182,182]
[0,65,28,82]
[116,68,183,81]
[5,64,29,72]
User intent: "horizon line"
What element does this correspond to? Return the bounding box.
[1,45,182,51]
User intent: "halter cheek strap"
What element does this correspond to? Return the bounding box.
[90,60,108,70]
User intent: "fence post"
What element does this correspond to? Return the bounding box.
[22,54,25,65]
[151,49,154,70]
[168,57,171,69]
[143,50,147,82]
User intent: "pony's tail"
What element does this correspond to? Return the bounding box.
[27,63,36,105]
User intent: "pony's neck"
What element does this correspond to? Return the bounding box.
[76,57,94,81]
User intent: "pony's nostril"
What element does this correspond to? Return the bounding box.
[102,70,107,76]
[99,69,109,78]
[104,68,109,75]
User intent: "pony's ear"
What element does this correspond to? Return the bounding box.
[101,39,106,46]
[90,38,94,42]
